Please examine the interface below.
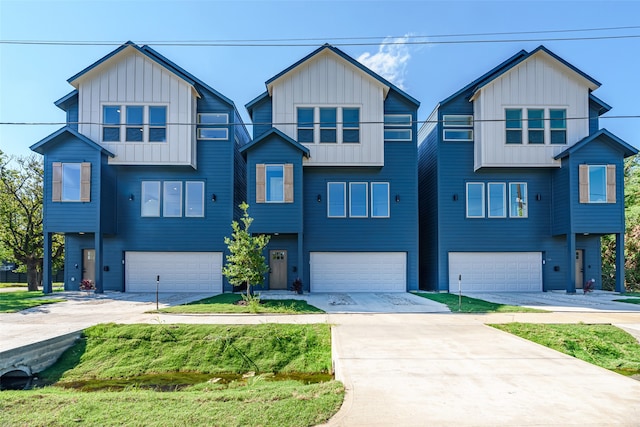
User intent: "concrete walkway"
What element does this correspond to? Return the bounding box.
[2,291,640,426]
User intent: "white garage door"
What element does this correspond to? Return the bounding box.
[310,252,406,292]
[448,252,542,292]
[126,252,222,293]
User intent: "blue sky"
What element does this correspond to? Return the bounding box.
[1,0,639,158]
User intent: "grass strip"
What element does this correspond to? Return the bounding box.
[491,323,640,375]
[0,380,344,427]
[415,292,547,313]
[613,298,640,305]
[0,290,64,313]
[158,293,324,314]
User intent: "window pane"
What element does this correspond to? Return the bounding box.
[297,108,314,127]
[198,128,228,139]
[328,183,346,217]
[126,127,143,142]
[266,165,284,202]
[443,115,473,127]
[163,181,182,217]
[320,108,336,143]
[444,129,473,141]
[349,183,368,217]
[198,113,228,124]
[505,109,522,129]
[62,163,81,201]
[384,115,411,126]
[550,130,567,144]
[141,181,160,217]
[185,182,204,217]
[149,106,166,126]
[343,108,359,128]
[509,183,528,218]
[371,183,389,218]
[149,128,166,142]
[589,166,606,202]
[320,129,337,143]
[298,129,314,143]
[527,109,544,129]
[466,183,484,218]
[384,129,412,141]
[126,106,143,125]
[488,183,506,217]
[549,109,566,129]
[104,106,121,125]
[103,127,120,142]
[506,130,522,144]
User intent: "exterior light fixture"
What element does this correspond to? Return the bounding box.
[453,194,458,201]
[211,194,217,202]
[317,194,322,202]
[395,194,400,203]
[129,194,134,201]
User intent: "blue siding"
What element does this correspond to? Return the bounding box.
[551,159,571,236]
[588,103,599,135]
[417,126,439,290]
[100,155,117,234]
[233,110,250,220]
[254,234,299,291]
[245,135,304,233]
[63,234,95,290]
[67,100,79,132]
[250,96,273,138]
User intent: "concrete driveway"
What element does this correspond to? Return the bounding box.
[2,290,640,426]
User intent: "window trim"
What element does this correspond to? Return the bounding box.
[319,107,338,143]
[527,108,545,144]
[185,181,205,217]
[327,182,347,218]
[384,129,412,141]
[141,181,161,217]
[102,105,121,142]
[509,182,528,218]
[265,164,285,203]
[349,182,369,218]
[297,107,315,143]
[371,182,390,218]
[102,104,169,143]
[61,163,81,202]
[197,113,229,140]
[550,109,567,145]
[443,129,473,141]
[443,115,473,127]
[384,114,412,126]
[585,164,613,204]
[148,106,167,143]
[487,182,506,218]
[466,182,485,218]
[505,108,523,144]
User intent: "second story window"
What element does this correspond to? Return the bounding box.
[102,105,168,143]
[197,113,228,140]
[504,108,568,145]
[297,108,314,143]
[384,114,412,141]
[527,109,544,144]
[149,106,167,142]
[342,108,360,143]
[126,106,144,142]
[320,108,337,143]
[103,106,121,141]
[550,109,567,144]
[266,165,285,203]
[505,109,523,144]
[296,106,361,144]
[443,115,473,141]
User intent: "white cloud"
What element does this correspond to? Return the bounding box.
[357,35,411,89]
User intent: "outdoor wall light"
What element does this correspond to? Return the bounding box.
[453,194,458,201]
[395,194,400,203]
[317,194,322,202]
[536,193,542,201]
[129,194,134,201]
[211,194,217,202]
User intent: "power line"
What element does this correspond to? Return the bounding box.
[2,25,640,47]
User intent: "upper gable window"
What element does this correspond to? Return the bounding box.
[550,109,567,144]
[527,109,544,144]
[443,115,474,141]
[384,114,412,141]
[319,108,337,143]
[102,105,168,143]
[62,163,81,201]
[197,113,228,140]
[297,107,360,144]
[505,109,523,144]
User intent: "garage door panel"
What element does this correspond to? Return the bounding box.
[311,252,406,292]
[449,252,542,292]
[126,252,222,293]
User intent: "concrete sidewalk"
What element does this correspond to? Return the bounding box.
[2,291,640,426]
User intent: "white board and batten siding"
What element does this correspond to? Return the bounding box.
[310,252,406,292]
[125,252,222,293]
[269,50,387,166]
[448,252,542,292]
[75,48,197,167]
[472,51,596,170]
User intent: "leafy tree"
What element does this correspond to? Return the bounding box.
[222,202,270,301]
[0,151,64,290]
[602,154,640,292]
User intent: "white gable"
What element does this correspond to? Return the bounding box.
[75,48,197,167]
[269,50,388,166]
[472,52,593,170]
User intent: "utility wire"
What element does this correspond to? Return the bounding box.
[2,25,640,46]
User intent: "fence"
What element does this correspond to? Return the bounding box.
[0,270,65,284]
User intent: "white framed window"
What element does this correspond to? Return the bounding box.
[102,104,168,143]
[443,129,473,141]
[126,106,144,142]
[527,109,544,144]
[509,182,528,218]
[103,106,121,142]
[149,106,167,142]
[327,182,346,218]
[319,108,337,143]
[349,182,368,217]
[163,181,182,217]
[371,182,390,218]
[443,115,473,127]
[550,109,567,144]
[296,106,361,144]
[61,163,81,201]
[384,114,412,141]
[185,181,205,217]
[342,108,360,143]
[505,107,568,145]
[297,107,314,143]
[488,183,506,218]
[141,181,161,217]
[505,109,523,144]
[265,165,284,203]
[466,183,485,218]
[197,113,229,140]
[52,162,90,202]
[580,164,615,204]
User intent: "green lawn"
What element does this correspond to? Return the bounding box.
[623,292,640,297]
[415,292,547,313]
[0,290,64,313]
[491,323,640,376]
[0,323,343,427]
[613,298,640,305]
[158,293,324,314]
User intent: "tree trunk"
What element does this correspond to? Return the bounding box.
[26,260,40,291]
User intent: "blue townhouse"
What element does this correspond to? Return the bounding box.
[31,42,250,294]
[418,46,637,293]
[244,44,420,292]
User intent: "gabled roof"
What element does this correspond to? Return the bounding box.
[589,93,612,115]
[238,128,310,158]
[554,129,638,160]
[443,45,600,106]
[30,127,115,157]
[245,91,270,119]
[54,90,78,111]
[264,44,419,108]
[65,41,235,108]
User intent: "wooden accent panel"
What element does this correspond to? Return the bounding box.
[256,164,265,203]
[606,164,616,203]
[80,162,91,202]
[579,164,588,203]
[284,164,293,203]
[52,162,62,202]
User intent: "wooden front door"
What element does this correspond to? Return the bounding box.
[83,249,96,283]
[575,250,584,289]
[269,250,287,290]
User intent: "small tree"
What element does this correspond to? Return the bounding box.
[222,203,270,300]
